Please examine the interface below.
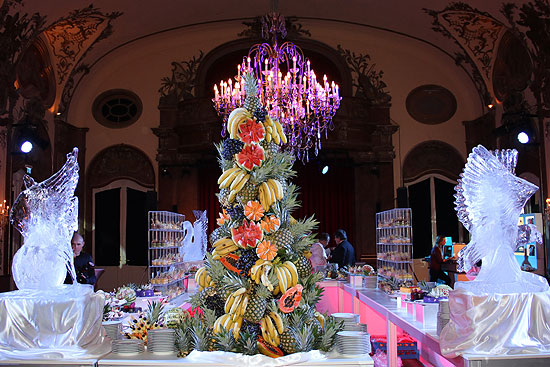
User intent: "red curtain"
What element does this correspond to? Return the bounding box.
[199,160,356,247]
[293,161,355,245]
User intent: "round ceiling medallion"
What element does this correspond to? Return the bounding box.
[92,89,142,128]
[406,85,457,125]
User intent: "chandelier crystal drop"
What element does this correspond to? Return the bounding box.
[213,13,341,161]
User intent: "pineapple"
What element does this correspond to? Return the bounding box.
[243,284,271,323]
[214,327,237,352]
[279,308,305,354]
[315,315,343,352]
[243,72,261,112]
[261,140,280,159]
[217,188,230,207]
[175,318,195,357]
[294,324,315,353]
[237,330,259,355]
[294,255,313,278]
[191,323,213,351]
[209,226,230,246]
[236,181,259,206]
[269,228,294,248]
[146,300,165,326]
[301,273,325,307]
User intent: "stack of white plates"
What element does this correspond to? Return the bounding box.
[112,339,145,355]
[336,330,371,356]
[332,313,361,330]
[148,328,176,354]
[346,322,368,332]
[437,300,450,336]
[102,321,122,340]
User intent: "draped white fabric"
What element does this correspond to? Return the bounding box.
[440,288,550,357]
[0,284,111,359]
[186,350,327,366]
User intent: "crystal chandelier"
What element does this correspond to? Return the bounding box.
[213,13,341,161]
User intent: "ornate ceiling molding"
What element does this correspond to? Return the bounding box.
[44,16,106,85]
[425,3,507,106]
[43,6,122,115]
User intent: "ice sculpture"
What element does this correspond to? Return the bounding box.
[440,145,550,356]
[453,145,548,293]
[10,148,79,289]
[181,210,208,261]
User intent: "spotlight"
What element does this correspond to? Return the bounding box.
[517,131,530,144]
[321,165,329,175]
[488,103,494,109]
[20,141,33,153]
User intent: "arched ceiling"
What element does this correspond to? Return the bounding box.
[17,0,532,69]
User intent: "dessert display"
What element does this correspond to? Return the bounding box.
[148,211,189,300]
[376,208,414,284]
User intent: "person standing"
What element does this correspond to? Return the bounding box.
[331,229,356,268]
[429,236,452,286]
[310,232,329,267]
[65,232,96,285]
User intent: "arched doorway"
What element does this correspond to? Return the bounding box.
[402,141,464,258]
[86,144,155,289]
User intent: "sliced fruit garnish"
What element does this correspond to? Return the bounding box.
[236,144,265,171]
[260,215,281,233]
[244,200,264,221]
[231,219,263,248]
[238,118,266,144]
[216,208,230,226]
[256,240,278,261]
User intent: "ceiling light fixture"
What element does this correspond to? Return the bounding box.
[213,13,341,161]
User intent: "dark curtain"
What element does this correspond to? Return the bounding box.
[409,179,431,258]
[435,178,459,243]
[293,160,355,244]
[95,188,120,266]
[126,188,148,266]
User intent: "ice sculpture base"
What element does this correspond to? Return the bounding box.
[454,268,549,294]
[0,284,111,360]
[440,288,550,357]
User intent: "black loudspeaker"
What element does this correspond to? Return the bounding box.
[397,186,409,208]
[146,190,157,211]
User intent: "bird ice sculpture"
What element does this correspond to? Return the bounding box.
[454,145,548,293]
[10,148,79,289]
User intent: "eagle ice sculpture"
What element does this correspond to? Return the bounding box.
[454,145,548,293]
[10,148,79,289]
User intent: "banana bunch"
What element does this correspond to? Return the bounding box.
[227,107,251,139]
[259,179,284,211]
[211,238,239,259]
[213,287,249,337]
[250,259,274,291]
[273,261,298,294]
[213,313,244,339]
[260,311,284,346]
[264,116,287,144]
[217,167,251,202]
[195,266,214,291]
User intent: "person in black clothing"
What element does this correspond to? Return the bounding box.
[65,232,96,285]
[429,236,452,286]
[331,229,356,268]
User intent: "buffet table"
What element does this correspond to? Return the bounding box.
[327,280,550,367]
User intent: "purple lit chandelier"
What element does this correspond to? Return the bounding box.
[213,13,341,161]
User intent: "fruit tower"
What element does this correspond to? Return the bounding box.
[185,73,341,357]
